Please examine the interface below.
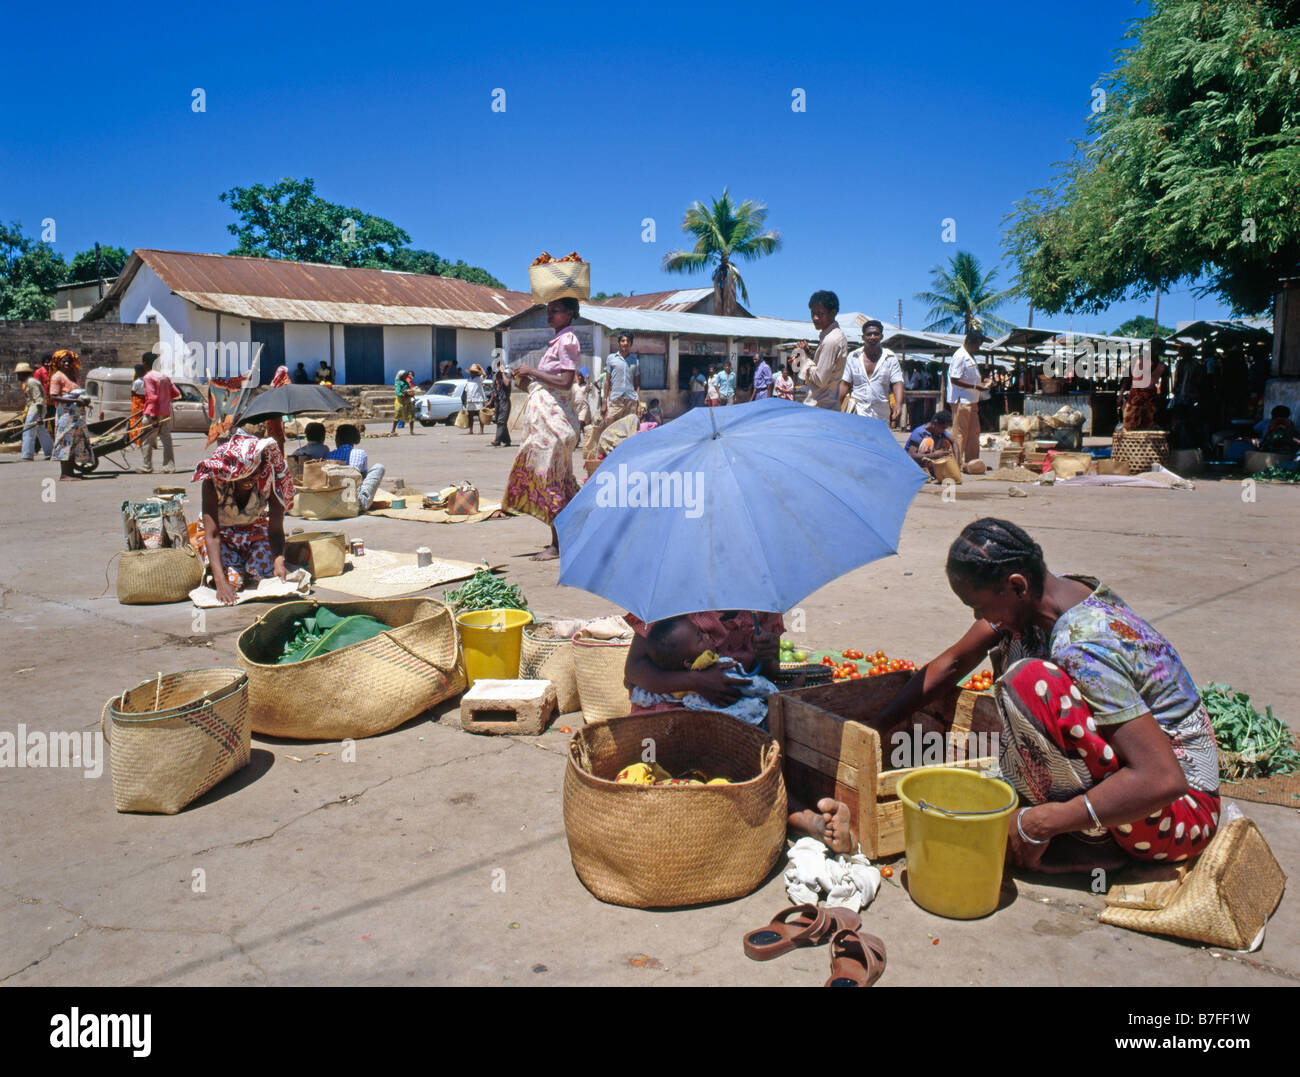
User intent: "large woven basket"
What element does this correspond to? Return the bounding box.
[520,622,580,714]
[572,635,633,721]
[236,598,465,739]
[1112,429,1169,474]
[103,668,250,814]
[1099,817,1285,949]
[529,260,590,304]
[116,546,204,604]
[563,710,787,908]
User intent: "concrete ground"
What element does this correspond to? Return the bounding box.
[1,422,1296,987]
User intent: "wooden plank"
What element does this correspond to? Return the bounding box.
[781,737,860,791]
[782,757,861,843]
[875,756,996,798]
[874,797,906,858]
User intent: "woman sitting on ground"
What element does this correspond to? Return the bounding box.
[873,518,1220,873]
[624,609,854,853]
[192,433,295,606]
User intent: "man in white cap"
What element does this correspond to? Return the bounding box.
[16,362,53,460]
[946,320,992,468]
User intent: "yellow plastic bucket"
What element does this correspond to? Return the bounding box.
[456,609,533,687]
[897,768,1018,919]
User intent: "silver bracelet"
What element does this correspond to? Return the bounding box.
[1082,792,1103,830]
[1016,807,1050,845]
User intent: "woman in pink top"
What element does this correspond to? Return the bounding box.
[503,297,581,560]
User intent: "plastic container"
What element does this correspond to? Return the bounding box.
[897,768,1018,919]
[457,609,533,686]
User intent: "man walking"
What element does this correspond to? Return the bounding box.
[947,321,991,468]
[796,290,848,410]
[716,359,736,406]
[839,319,903,423]
[584,332,639,455]
[138,351,180,473]
[17,362,53,460]
[749,353,773,401]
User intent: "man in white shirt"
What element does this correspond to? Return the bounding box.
[947,322,991,467]
[839,319,904,424]
[796,290,848,410]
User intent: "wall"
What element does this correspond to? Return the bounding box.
[117,264,192,368]
[457,329,497,370]
[383,325,433,383]
[284,323,332,376]
[0,322,161,410]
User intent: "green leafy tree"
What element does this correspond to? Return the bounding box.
[385,247,505,287]
[661,188,781,316]
[433,259,506,288]
[220,177,411,267]
[914,251,1017,335]
[1112,315,1173,338]
[0,222,66,319]
[591,291,627,301]
[67,245,130,284]
[1004,0,1300,316]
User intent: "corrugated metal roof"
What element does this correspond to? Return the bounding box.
[89,249,532,328]
[574,304,816,340]
[592,288,716,311]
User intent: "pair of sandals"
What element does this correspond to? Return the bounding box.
[743,903,886,987]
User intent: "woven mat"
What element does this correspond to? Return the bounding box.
[367,496,511,524]
[314,548,484,599]
[1220,771,1300,808]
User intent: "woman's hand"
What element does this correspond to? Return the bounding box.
[214,575,239,607]
[1006,806,1051,870]
[273,555,289,581]
[693,666,749,707]
[752,626,781,668]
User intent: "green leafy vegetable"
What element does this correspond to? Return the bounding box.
[442,569,529,614]
[1200,682,1299,782]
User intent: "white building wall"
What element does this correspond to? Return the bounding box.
[284,323,332,377]
[457,330,497,370]
[117,264,192,376]
[383,326,434,383]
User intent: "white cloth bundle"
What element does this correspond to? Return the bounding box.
[783,836,882,913]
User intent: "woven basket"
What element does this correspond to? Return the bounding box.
[1112,429,1169,474]
[520,622,580,714]
[529,260,590,304]
[116,546,204,604]
[236,598,465,739]
[1099,817,1285,949]
[773,662,832,689]
[103,668,250,814]
[563,709,787,907]
[572,635,633,721]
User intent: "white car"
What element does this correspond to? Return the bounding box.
[83,367,210,432]
[414,379,472,425]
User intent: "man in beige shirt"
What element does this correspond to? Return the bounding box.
[796,290,848,410]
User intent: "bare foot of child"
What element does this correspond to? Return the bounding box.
[788,798,854,854]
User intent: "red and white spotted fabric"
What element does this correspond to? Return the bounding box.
[997,658,1220,863]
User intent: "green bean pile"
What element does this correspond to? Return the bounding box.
[1201,682,1299,781]
[443,569,530,614]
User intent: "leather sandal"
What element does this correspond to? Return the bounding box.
[825,928,887,987]
[742,904,833,961]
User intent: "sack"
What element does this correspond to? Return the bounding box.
[121,496,188,551]
[563,710,787,907]
[521,622,581,714]
[931,453,962,485]
[1050,451,1094,479]
[284,531,348,579]
[117,545,204,604]
[301,460,330,490]
[572,635,633,721]
[447,482,480,515]
[236,598,466,739]
[454,410,470,429]
[103,669,250,813]
[292,485,360,521]
[529,260,591,304]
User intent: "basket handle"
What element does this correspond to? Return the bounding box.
[100,696,119,745]
[386,628,461,677]
[917,795,1017,818]
[98,550,124,599]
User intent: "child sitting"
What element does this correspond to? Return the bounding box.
[291,422,333,460]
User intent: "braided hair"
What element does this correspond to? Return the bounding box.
[946,518,1047,595]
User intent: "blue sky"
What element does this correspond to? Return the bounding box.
[1,0,1231,332]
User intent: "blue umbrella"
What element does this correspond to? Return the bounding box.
[555,398,926,623]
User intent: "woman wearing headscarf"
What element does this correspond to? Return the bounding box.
[48,350,95,481]
[503,297,581,560]
[192,434,295,606]
[391,369,417,435]
[488,363,513,447]
[774,362,795,401]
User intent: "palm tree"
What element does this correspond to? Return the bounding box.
[914,251,1017,336]
[661,189,781,316]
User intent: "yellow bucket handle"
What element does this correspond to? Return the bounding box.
[917,795,1017,818]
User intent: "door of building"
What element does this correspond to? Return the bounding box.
[250,321,285,386]
[344,326,385,384]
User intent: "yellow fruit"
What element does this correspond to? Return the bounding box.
[706,777,732,785]
[690,650,720,671]
[615,763,655,785]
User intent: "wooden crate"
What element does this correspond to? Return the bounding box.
[767,671,1002,859]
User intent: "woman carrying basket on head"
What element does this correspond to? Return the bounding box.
[192,434,295,606]
[48,349,95,481]
[873,518,1221,875]
[503,297,581,561]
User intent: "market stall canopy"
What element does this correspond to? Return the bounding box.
[1172,319,1272,345]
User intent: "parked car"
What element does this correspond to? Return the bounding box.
[414,379,472,425]
[84,367,210,433]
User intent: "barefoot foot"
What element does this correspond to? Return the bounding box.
[788,799,854,854]
[530,546,559,562]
